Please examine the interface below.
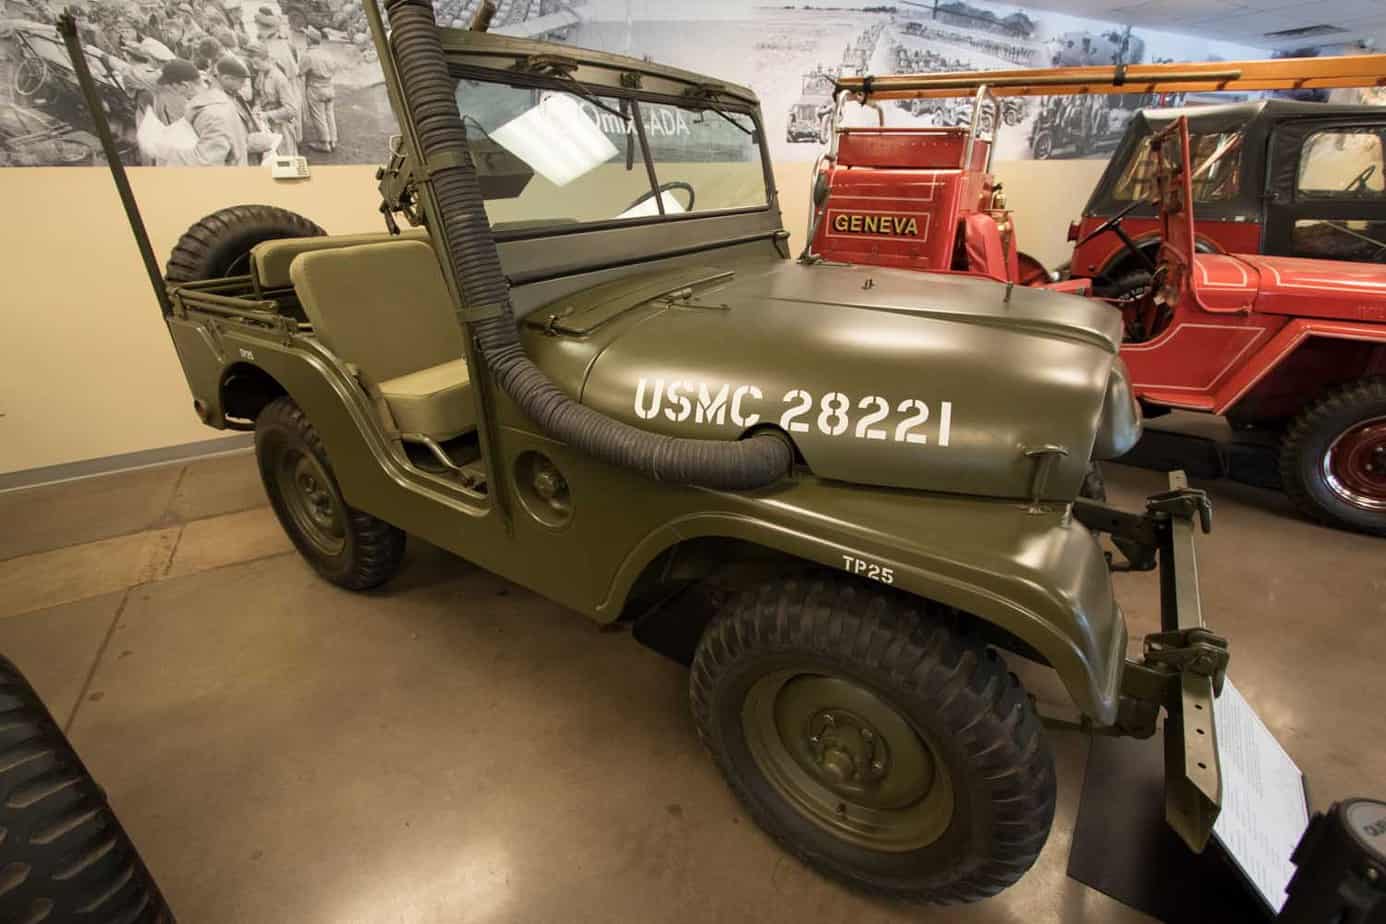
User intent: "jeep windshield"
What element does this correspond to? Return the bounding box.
[457,77,770,233]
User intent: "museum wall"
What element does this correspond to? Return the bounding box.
[0,166,383,475]
[0,156,1106,476]
[0,0,1263,476]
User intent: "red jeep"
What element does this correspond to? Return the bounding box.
[805,59,1386,534]
[1125,116,1386,535]
[1070,99,1386,299]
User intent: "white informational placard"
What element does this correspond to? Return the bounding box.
[1212,680,1310,913]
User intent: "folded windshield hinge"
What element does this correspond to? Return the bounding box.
[515,54,579,77]
[684,81,729,99]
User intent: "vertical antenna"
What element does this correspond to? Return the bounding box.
[57,10,173,319]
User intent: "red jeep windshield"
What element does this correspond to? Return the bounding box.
[1113,131,1244,204]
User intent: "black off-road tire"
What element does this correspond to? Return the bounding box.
[1279,378,1386,536]
[165,205,324,282]
[690,575,1056,904]
[0,655,174,924]
[1105,269,1153,303]
[255,397,406,589]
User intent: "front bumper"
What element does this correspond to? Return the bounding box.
[1075,471,1229,853]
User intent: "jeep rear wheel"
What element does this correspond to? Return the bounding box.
[166,205,324,282]
[1280,378,1386,536]
[691,575,1055,903]
[256,397,406,589]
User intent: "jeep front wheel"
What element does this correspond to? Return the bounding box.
[255,397,406,589]
[690,575,1056,903]
[1281,379,1386,536]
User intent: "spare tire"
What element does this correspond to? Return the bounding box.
[0,654,174,923]
[166,204,325,282]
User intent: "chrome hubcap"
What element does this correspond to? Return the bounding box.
[1323,415,1386,512]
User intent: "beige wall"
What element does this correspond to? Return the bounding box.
[0,157,1109,476]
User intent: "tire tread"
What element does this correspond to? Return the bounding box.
[257,397,406,589]
[690,574,1055,904]
[165,205,324,282]
[1279,376,1386,535]
[0,655,173,923]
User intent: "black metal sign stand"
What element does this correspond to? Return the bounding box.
[1068,730,1273,922]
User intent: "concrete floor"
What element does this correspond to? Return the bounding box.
[0,452,1381,923]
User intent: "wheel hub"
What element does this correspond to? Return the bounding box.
[806,709,890,791]
[1324,416,1386,512]
[298,471,334,521]
[741,671,952,852]
[275,449,346,556]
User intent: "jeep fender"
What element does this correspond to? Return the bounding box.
[1215,318,1386,415]
[601,487,1127,725]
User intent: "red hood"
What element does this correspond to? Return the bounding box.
[1237,254,1386,321]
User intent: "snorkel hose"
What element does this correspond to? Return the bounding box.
[383,0,792,490]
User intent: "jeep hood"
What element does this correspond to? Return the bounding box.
[1238,254,1386,321]
[526,261,1125,500]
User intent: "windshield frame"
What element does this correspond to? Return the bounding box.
[448,63,777,242]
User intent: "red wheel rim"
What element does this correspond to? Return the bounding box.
[1324,415,1386,512]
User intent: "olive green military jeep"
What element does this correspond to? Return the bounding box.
[64,0,1230,904]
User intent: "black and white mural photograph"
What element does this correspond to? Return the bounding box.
[0,0,1367,165]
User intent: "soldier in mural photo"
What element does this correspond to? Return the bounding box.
[253,6,298,80]
[298,26,337,153]
[246,38,299,155]
[152,57,200,124]
[181,53,272,165]
[0,0,1320,169]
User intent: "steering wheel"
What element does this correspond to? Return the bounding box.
[1346,164,1377,194]
[1077,198,1143,247]
[626,181,695,214]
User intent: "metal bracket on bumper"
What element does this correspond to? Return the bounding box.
[1074,471,1227,854]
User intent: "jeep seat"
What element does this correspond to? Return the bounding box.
[963,212,1016,283]
[288,240,475,441]
[251,229,429,290]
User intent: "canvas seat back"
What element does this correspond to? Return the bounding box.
[289,239,476,440]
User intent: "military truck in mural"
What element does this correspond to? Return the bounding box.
[1049,27,1144,68]
[66,4,1232,904]
[785,66,835,144]
[2,18,148,161]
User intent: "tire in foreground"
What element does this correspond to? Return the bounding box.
[0,654,173,923]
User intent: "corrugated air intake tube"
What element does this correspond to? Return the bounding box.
[383,0,793,491]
